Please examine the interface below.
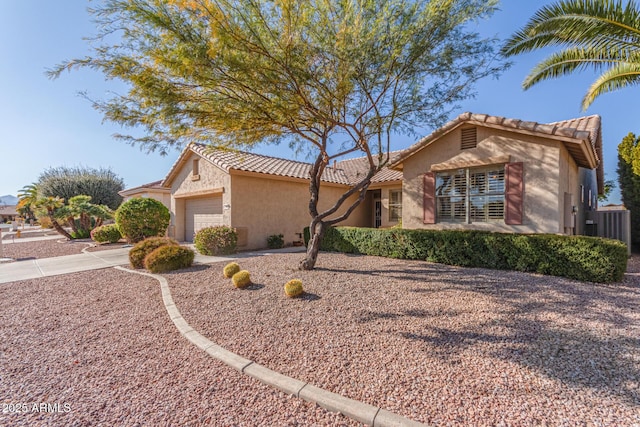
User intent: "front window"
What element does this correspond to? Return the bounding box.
[389,190,402,222]
[436,166,505,223]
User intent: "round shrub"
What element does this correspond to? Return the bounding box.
[194,226,237,255]
[129,237,179,269]
[144,245,195,273]
[267,234,284,249]
[231,270,251,288]
[115,198,170,243]
[284,279,304,298]
[223,262,241,278]
[90,224,122,243]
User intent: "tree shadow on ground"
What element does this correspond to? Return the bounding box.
[353,260,640,405]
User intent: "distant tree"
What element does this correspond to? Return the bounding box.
[50,0,507,269]
[502,0,640,110]
[17,183,39,221]
[598,176,616,203]
[618,132,640,251]
[33,195,113,240]
[37,166,124,210]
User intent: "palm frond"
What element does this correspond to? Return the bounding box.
[582,61,640,108]
[522,46,628,88]
[502,0,640,56]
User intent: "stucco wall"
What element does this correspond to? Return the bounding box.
[169,153,232,241]
[230,173,368,250]
[401,126,564,233]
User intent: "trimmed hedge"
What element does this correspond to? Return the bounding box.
[194,226,237,255]
[318,227,628,283]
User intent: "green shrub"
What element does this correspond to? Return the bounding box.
[284,279,304,298]
[223,262,241,278]
[129,237,180,269]
[232,270,251,288]
[90,224,122,243]
[267,234,285,249]
[144,245,195,273]
[319,227,628,283]
[71,229,91,239]
[115,198,170,243]
[194,226,237,255]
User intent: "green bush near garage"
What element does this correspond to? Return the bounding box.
[194,226,237,255]
[129,236,180,269]
[144,245,195,273]
[115,198,170,243]
[316,227,628,283]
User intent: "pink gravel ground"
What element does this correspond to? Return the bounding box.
[1,237,639,425]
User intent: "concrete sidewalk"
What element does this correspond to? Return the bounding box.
[0,246,306,284]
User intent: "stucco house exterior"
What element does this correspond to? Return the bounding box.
[160,143,401,248]
[121,112,604,249]
[389,112,603,236]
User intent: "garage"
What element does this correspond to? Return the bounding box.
[184,195,224,242]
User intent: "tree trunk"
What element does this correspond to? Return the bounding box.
[299,221,325,270]
[51,217,73,240]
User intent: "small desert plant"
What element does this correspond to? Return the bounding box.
[144,245,195,273]
[115,198,170,243]
[223,262,241,278]
[284,279,304,298]
[194,226,237,255]
[231,270,251,288]
[267,234,285,249]
[90,224,122,243]
[129,237,179,269]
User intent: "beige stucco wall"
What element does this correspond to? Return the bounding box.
[169,153,232,241]
[401,126,566,233]
[230,172,368,250]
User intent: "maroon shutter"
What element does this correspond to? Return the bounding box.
[423,172,436,224]
[505,162,524,225]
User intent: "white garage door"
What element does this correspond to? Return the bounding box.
[184,196,223,242]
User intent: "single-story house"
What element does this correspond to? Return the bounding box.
[389,112,602,236]
[0,205,18,223]
[122,112,603,249]
[160,144,401,248]
[118,180,172,210]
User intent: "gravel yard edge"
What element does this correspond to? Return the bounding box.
[113,265,426,427]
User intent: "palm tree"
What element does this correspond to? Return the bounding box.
[502,0,640,110]
[17,183,39,221]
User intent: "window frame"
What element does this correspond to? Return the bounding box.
[388,189,402,222]
[435,165,506,224]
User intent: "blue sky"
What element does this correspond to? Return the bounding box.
[0,1,635,204]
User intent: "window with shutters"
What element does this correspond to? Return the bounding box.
[435,166,505,222]
[460,127,477,150]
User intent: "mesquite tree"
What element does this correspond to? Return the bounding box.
[50,0,507,269]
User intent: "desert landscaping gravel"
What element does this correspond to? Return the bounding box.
[167,253,640,426]
[2,238,639,426]
[0,269,356,426]
[0,239,90,260]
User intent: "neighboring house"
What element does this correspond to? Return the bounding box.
[121,112,604,249]
[160,144,401,248]
[389,112,603,236]
[118,180,172,210]
[0,205,18,223]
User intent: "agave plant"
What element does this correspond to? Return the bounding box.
[502,0,640,110]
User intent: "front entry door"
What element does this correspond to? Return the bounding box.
[374,200,382,228]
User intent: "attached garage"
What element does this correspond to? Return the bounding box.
[184,195,224,242]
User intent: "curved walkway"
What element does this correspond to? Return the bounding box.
[0,246,425,426]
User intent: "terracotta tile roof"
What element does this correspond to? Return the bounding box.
[119,180,171,196]
[0,205,18,216]
[189,143,400,186]
[389,112,604,193]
